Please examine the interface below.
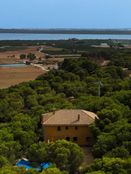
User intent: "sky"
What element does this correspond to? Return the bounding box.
[0,0,131,29]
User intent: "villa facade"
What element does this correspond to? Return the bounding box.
[42,109,98,146]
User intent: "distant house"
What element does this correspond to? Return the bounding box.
[42,109,98,146]
[100,43,109,47]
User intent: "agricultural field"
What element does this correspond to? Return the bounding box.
[0,45,45,88]
[0,66,44,89]
[0,41,82,88]
[0,46,44,64]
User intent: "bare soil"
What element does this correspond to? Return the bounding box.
[0,66,44,89]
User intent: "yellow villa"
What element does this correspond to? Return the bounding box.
[41,109,98,146]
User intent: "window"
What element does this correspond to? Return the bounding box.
[57,126,61,131]
[86,137,91,141]
[73,137,78,142]
[65,126,69,130]
[66,137,70,141]
[75,126,78,130]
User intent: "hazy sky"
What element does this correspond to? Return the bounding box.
[0,0,131,29]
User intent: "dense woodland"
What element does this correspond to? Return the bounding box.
[0,40,131,174]
[1,29,131,34]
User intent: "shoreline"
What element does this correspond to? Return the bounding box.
[1,29,131,35]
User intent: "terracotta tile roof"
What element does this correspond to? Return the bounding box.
[42,109,98,126]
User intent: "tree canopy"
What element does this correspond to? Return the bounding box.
[0,47,131,174]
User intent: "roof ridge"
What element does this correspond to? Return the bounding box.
[82,110,97,120]
[42,109,98,125]
[43,112,55,124]
[43,109,79,125]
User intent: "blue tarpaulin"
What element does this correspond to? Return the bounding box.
[16,159,51,171]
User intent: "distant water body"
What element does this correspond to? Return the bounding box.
[0,33,131,40]
[0,63,27,67]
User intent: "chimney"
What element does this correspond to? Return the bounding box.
[52,108,56,115]
[77,114,80,121]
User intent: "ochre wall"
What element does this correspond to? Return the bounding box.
[43,125,94,146]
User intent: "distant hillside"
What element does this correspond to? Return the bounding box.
[0,28,131,34]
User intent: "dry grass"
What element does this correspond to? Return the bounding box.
[0,46,44,64]
[0,66,44,89]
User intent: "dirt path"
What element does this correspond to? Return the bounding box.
[31,63,49,72]
[81,147,94,167]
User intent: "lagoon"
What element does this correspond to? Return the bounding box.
[0,33,131,40]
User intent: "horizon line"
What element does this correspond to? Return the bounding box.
[0,28,131,30]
